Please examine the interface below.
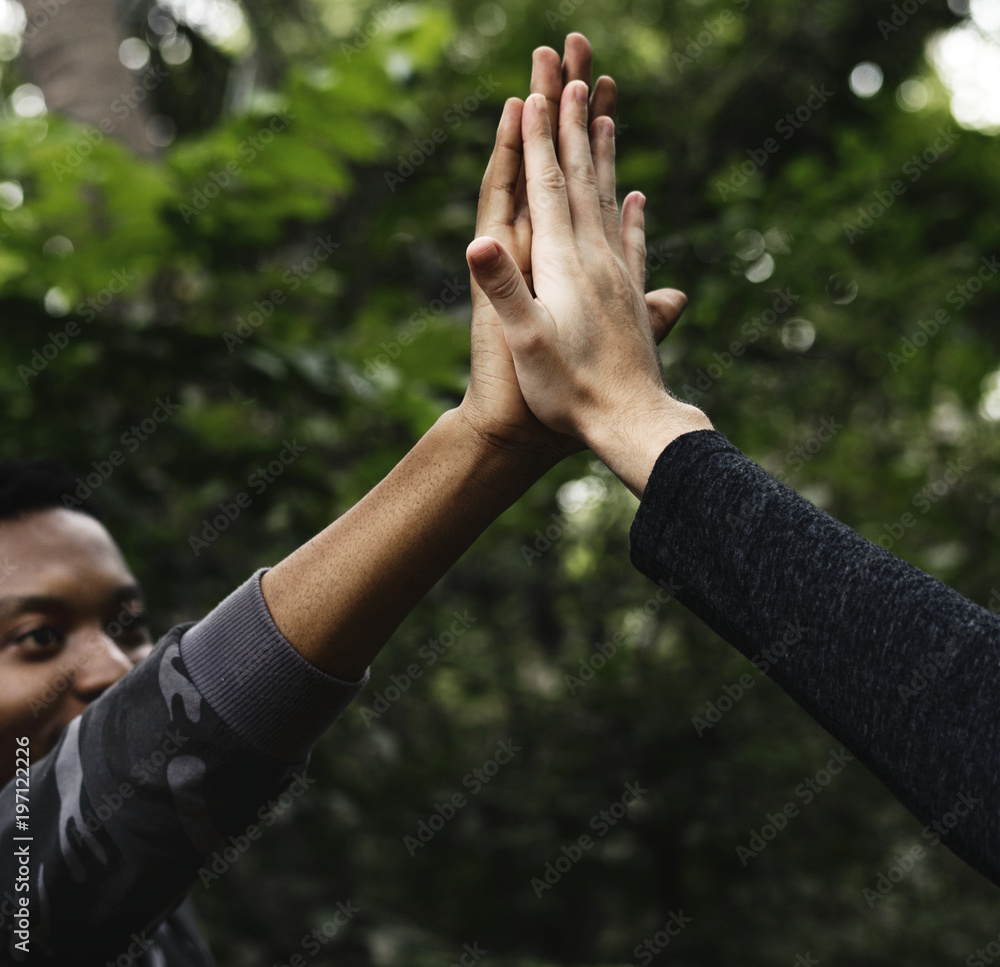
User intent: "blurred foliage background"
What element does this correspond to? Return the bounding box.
[2,0,1000,963]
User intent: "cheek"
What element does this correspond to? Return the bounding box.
[0,663,75,753]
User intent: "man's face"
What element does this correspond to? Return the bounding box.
[0,507,153,787]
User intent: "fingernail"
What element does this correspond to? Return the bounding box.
[637,193,646,211]
[471,239,499,268]
[574,81,587,103]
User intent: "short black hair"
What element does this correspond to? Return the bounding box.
[0,457,103,523]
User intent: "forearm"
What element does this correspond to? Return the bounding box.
[586,395,714,500]
[629,428,1000,885]
[260,407,557,679]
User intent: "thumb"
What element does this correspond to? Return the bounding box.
[467,236,538,328]
[645,288,688,344]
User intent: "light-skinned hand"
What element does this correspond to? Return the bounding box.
[465,82,713,497]
[457,34,692,469]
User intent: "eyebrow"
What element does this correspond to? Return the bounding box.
[0,584,146,620]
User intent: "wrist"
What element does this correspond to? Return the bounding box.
[586,395,714,499]
[445,406,565,490]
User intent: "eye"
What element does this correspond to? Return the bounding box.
[14,626,64,655]
[112,612,152,649]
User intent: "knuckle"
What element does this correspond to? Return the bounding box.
[515,326,548,357]
[530,163,566,195]
[566,159,598,189]
[599,192,619,220]
[492,266,524,302]
[626,219,647,248]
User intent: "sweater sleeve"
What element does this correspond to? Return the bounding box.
[1,567,368,964]
[628,429,1000,886]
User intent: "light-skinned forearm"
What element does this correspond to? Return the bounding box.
[259,408,557,680]
[586,396,714,500]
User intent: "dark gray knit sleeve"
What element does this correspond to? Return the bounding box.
[179,567,370,764]
[629,429,1000,886]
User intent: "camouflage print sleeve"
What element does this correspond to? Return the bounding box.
[0,567,369,964]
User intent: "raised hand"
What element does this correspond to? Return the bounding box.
[465,82,713,495]
[457,34,690,466]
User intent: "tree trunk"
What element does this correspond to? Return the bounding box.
[19,0,157,156]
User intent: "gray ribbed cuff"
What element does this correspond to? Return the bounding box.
[179,567,369,763]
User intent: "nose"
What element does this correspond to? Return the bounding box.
[72,629,135,702]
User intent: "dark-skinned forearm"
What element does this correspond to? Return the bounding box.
[259,407,558,680]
